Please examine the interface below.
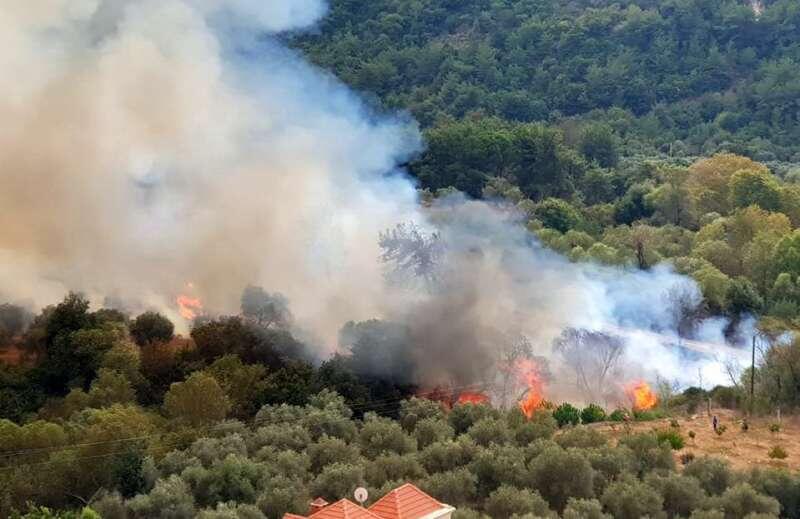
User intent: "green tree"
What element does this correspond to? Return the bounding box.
[579,124,619,168]
[528,446,595,511]
[164,372,230,425]
[240,286,292,329]
[129,312,174,346]
[535,198,581,233]
[484,485,553,519]
[729,170,782,212]
[601,477,665,519]
[207,355,268,418]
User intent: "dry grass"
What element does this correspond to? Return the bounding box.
[593,408,800,470]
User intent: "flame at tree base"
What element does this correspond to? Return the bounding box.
[514,358,544,418]
[457,391,490,405]
[625,380,658,411]
[415,385,490,409]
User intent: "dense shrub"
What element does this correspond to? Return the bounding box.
[420,468,477,508]
[562,498,611,519]
[448,403,498,435]
[484,485,553,519]
[601,477,665,519]
[707,483,781,518]
[608,409,627,422]
[528,446,595,511]
[767,446,787,459]
[512,411,557,445]
[684,457,734,496]
[618,432,675,475]
[656,429,685,450]
[552,403,581,428]
[556,426,607,449]
[645,473,707,518]
[748,468,800,519]
[580,404,606,424]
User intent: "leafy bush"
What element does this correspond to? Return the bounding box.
[601,476,664,519]
[555,427,607,449]
[467,417,512,447]
[580,404,606,424]
[585,445,637,496]
[749,467,800,519]
[484,485,553,519]
[449,403,498,435]
[562,498,611,519]
[420,468,477,508]
[552,403,580,428]
[632,409,665,421]
[769,423,781,434]
[707,483,781,518]
[768,446,787,460]
[645,473,707,518]
[528,446,595,511]
[512,411,557,445]
[608,409,627,422]
[684,457,733,495]
[618,432,675,475]
[656,429,685,450]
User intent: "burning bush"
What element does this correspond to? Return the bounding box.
[625,381,658,411]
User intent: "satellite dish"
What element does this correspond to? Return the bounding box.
[354,487,368,505]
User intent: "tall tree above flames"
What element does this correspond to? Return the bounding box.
[553,328,624,404]
[379,222,444,289]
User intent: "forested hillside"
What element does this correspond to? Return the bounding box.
[295,0,800,329]
[296,0,800,161]
[5,1,800,518]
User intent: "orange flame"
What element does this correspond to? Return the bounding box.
[176,295,203,320]
[625,380,657,411]
[514,358,544,418]
[456,391,490,405]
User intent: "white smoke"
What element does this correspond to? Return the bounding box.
[0,0,745,398]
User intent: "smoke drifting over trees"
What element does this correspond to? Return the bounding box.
[0,0,749,401]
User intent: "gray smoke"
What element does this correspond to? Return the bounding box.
[0,0,745,404]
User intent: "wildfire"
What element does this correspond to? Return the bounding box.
[415,385,490,408]
[456,391,490,405]
[176,295,203,320]
[514,358,544,418]
[625,380,658,411]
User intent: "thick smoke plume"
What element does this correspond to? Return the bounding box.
[0,0,745,402]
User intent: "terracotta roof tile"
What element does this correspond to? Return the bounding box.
[368,483,447,519]
[309,499,384,519]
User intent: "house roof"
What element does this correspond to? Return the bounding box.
[309,499,384,519]
[367,483,448,519]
